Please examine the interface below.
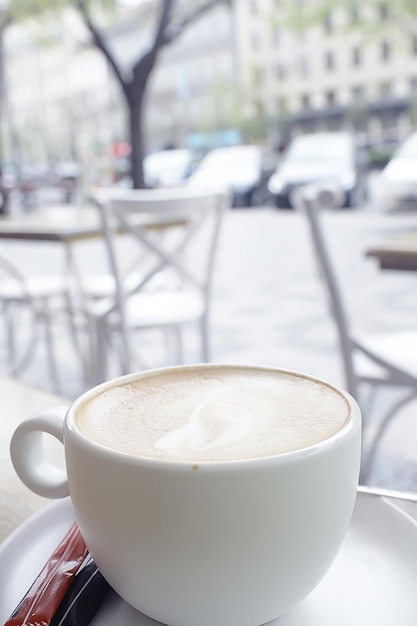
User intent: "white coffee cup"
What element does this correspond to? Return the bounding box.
[10,364,361,626]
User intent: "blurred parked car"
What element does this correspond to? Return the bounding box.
[380,133,417,212]
[144,149,195,188]
[267,132,367,209]
[188,145,263,206]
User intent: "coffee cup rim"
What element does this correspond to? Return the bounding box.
[65,363,360,468]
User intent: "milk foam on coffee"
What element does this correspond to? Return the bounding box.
[76,367,350,461]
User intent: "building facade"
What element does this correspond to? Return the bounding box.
[235,0,417,147]
[2,1,417,186]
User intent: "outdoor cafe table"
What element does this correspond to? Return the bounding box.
[0,376,67,544]
[0,205,102,243]
[0,205,103,274]
[0,203,191,272]
[366,230,417,271]
[0,203,194,390]
[0,204,105,303]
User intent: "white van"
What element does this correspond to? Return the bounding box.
[380,133,417,212]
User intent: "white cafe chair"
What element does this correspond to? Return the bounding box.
[291,181,417,481]
[83,186,229,385]
[0,254,71,393]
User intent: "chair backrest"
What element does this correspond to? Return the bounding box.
[92,186,229,368]
[291,182,358,397]
[96,186,228,295]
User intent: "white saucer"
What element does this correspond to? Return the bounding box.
[1,493,417,625]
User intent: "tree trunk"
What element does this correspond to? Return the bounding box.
[127,94,146,189]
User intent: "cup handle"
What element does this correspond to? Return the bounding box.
[10,406,70,499]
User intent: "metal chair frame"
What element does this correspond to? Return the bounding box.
[292,182,417,481]
[0,254,71,393]
[86,186,229,384]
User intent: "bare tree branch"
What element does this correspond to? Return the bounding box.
[163,0,230,45]
[131,0,174,84]
[152,0,174,51]
[75,0,130,99]
[72,0,231,187]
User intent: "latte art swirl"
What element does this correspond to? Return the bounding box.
[76,367,350,461]
[154,388,255,454]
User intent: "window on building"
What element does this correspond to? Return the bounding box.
[277,97,287,114]
[379,2,389,19]
[411,36,417,55]
[326,90,336,106]
[325,50,335,71]
[352,86,364,100]
[352,46,362,67]
[301,94,310,109]
[254,99,265,117]
[379,81,391,97]
[350,5,360,24]
[381,40,391,62]
[323,12,333,34]
[410,77,417,94]
[298,56,309,77]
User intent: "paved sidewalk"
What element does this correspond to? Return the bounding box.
[2,205,417,491]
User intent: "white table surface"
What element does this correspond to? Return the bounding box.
[0,376,70,543]
[0,206,101,242]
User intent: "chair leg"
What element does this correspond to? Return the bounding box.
[118,327,131,376]
[42,300,61,394]
[362,383,379,422]
[82,314,99,387]
[360,387,417,483]
[10,308,41,378]
[64,294,91,386]
[5,302,18,373]
[200,316,209,363]
[94,318,111,385]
